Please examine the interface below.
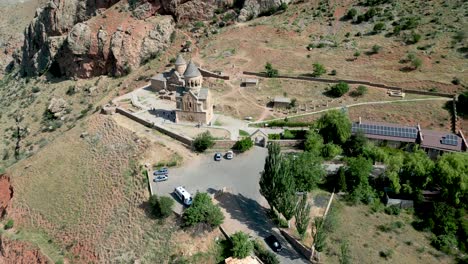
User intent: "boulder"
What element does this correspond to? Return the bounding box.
[48,98,68,118]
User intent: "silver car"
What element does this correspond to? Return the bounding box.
[154,175,168,182]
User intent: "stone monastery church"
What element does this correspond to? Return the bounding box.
[150,55,214,124]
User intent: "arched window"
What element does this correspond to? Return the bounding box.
[189,102,192,109]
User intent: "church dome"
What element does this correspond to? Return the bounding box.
[174,54,186,66]
[183,61,202,78]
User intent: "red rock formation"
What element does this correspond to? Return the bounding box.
[0,236,49,264]
[0,175,13,219]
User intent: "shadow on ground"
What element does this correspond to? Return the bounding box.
[216,192,306,262]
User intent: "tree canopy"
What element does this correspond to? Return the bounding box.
[433,153,468,207]
[183,192,224,228]
[287,152,325,192]
[345,156,374,203]
[193,131,214,152]
[304,130,324,156]
[317,110,352,145]
[400,148,434,194]
[260,142,282,210]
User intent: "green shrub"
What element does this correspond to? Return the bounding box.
[193,131,214,152]
[282,129,295,139]
[371,45,382,54]
[32,86,40,93]
[373,22,386,32]
[265,62,279,78]
[4,219,14,230]
[354,85,368,96]
[183,193,224,228]
[379,249,394,259]
[345,8,357,20]
[384,205,401,215]
[330,69,337,76]
[329,82,350,97]
[321,143,342,160]
[231,231,253,258]
[312,63,327,77]
[233,138,253,153]
[149,195,174,218]
[253,239,280,264]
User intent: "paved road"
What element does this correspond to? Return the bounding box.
[150,147,308,263]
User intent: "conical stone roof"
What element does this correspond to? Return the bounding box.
[174,54,186,66]
[183,61,202,78]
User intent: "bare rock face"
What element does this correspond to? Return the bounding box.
[0,174,13,219]
[239,0,297,22]
[0,236,49,264]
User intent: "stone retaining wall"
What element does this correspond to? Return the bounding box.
[243,71,454,98]
[200,68,230,80]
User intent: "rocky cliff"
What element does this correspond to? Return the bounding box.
[19,0,294,78]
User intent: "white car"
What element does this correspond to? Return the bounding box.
[226,151,234,160]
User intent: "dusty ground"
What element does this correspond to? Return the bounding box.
[323,203,453,264]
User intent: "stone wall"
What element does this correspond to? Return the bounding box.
[270,139,303,148]
[243,72,455,98]
[176,110,209,124]
[279,229,312,261]
[212,140,237,149]
[199,68,230,80]
[115,108,193,146]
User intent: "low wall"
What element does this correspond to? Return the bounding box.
[243,71,454,98]
[200,68,230,80]
[116,108,193,146]
[279,229,312,261]
[270,139,304,148]
[212,140,237,149]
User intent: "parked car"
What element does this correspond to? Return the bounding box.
[153,175,168,182]
[153,167,168,175]
[226,151,234,160]
[265,234,282,252]
[214,153,222,161]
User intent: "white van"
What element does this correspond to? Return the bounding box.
[174,186,193,206]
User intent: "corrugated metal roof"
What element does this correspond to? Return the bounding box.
[273,96,291,103]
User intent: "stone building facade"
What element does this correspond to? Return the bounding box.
[150,55,213,124]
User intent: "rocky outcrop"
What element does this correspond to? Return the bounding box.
[0,175,13,219]
[0,236,49,264]
[48,98,68,118]
[239,0,297,22]
[19,0,287,78]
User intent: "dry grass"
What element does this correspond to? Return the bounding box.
[6,115,218,263]
[322,203,453,264]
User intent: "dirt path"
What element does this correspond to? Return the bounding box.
[251,97,451,124]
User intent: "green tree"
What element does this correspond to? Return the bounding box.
[289,152,325,192]
[313,217,327,252]
[304,130,324,156]
[275,159,297,227]
[295,194,311,239]
[193,131,214,152]
[400,148,434,194]
[183,192,224,227]
[231,231,253,258]
[148,195,174,218]
[4,219,14,230]
[329,82,350,97]
[345,157,374,203]
[312,63,327,77]
[317,110,352,145]
[265,62,279,78]
[337,167,347,192]
[458,91,468,116]
[344,131,367,157]
[433,153,468,206]
[233,138,253,152]
[260,142,282,210]
[383,153,404,193]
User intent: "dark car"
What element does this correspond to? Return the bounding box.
[153,175,168,182]
[153,167,168,175]
[265,234,282,252]
[214,153,222,161]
